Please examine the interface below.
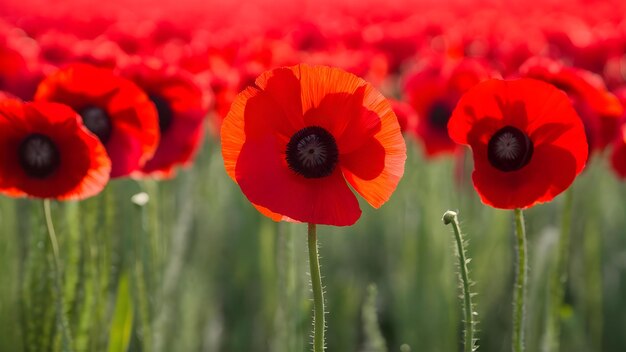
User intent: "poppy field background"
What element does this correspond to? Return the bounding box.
[2,0,626,351]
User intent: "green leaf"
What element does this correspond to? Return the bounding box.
[107,273,133,352]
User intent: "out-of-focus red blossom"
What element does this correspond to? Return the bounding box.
[300,47,390,88]
[610,124,626,179]
[362,21,420,74]
[72,38,129,69]
[34,63,160,178]
[120,59,211,178]
[610,87,626,179]
[0,27,44,100]
[604,54,626,89]
[36,30,79,66]
[448,78,588,209]
[288,22,329,52]
[12,13,112,40]
[0,99,110,200]
[520,57,624,153]
[389,99,417,134]
[403,56,496,157]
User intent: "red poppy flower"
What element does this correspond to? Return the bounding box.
[221,64,406,226]
[403,57,495,157]
[611,124,626,179]
[0,100,110,200]
[34,63,160,178]
[448,78,588,209]
[520,57,623,153]
[120,60,210,178]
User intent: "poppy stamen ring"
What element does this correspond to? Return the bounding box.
[286,126,339,178]
[487,125,534,172]
[149,94,174,133]
[79,106,112,143]
[428,100,453,130]
[18,133,61,178]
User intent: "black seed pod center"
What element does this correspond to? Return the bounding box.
[79,106,112,143]
[428,100,453,130]
[18,133,61,178]
[487,126,534,172]
[285,126,339,178]
[149,94,174,133]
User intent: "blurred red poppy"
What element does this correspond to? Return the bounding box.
[448,78,588,209]
[520,57,623,153]
[611,124,626,179]
[121,60,210,178]
[34,63,159,178]
[221,64,406,226]
[404,57,495,157]
[0,100,110,200]
[389,99,418,134]
[0,28,44,100]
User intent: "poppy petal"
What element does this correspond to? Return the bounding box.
[235,134,361,226]
[341,110,406,208]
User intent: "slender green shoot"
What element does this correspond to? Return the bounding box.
[512,209,527,352]
[443,210,478,352]
[307,223,325,352]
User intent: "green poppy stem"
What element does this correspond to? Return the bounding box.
[512,208,527,352]
[443,211,477,352]
[43,199,73,351]
[307,223,325,352]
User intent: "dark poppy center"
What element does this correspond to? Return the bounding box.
[487,126,534,172]
[428,100,453,130]
[18,133,61,178]
[79,106,112,143]
[149,94,173,133]
[285,126,339,178]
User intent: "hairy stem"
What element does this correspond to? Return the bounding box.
[307,223,325,352]
[512,209,527,352]
[443,211,477,352]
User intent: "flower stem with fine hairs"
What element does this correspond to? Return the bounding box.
[307,223,325,352]
[512,209,527,352]
[443,211,477,352]
[43,199,73,351]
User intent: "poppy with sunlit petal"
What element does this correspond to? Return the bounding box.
[222,64,406,226]
[448,78,588,209]
[34,63,160,178]
[121,60,210,178]
[0,100,110,200]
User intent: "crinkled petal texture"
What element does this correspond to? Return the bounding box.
[221,64,406,226]
[0,101,111,200]
[34,63,159,178]
[121,61,210,178]
[448,78,588,209]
